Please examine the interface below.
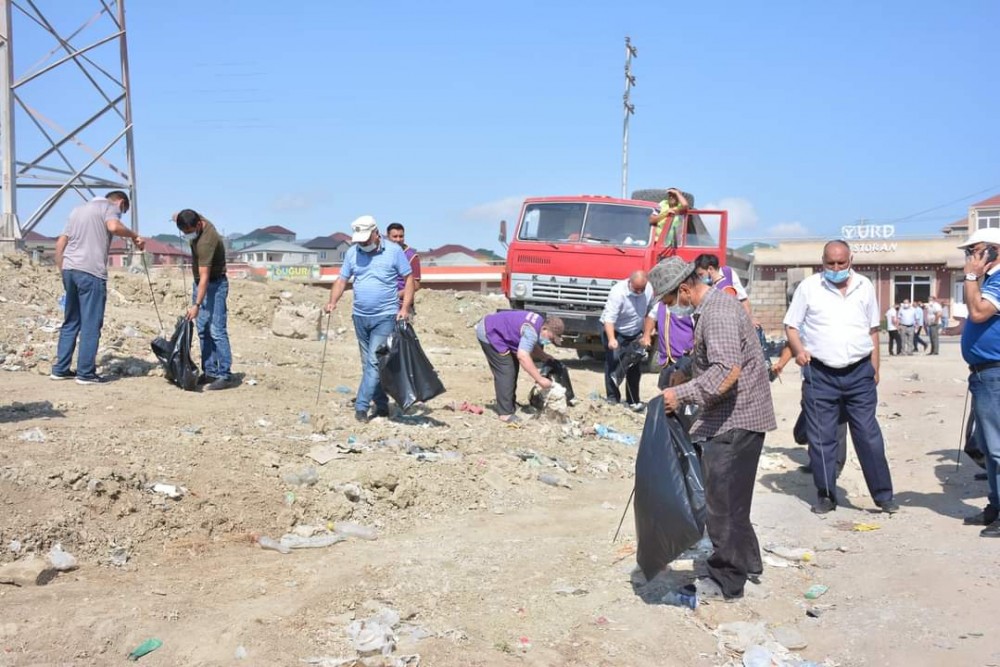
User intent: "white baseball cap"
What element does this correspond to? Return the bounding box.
[957,227,1000,248]
[351,215,378,243]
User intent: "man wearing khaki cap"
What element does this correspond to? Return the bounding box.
[649,256,776,600]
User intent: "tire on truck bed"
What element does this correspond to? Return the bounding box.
[630,189,696,207]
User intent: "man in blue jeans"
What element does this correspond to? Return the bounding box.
[958,228,1000,538]
[175,209,233,390]
[52,191,145,384]
[325,216,414,422]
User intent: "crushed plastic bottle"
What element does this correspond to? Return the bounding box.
[256,535,291,554]
[537,472,571,488]
[279,533,346,549]
[127,638,163,661]
[334,521,378,541]
[662,590,698,610]
[593,424,638,446]
[46,543,78,571]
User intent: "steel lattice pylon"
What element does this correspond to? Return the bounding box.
[0,0,137,253]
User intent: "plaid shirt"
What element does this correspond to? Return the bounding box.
[673,289,777,439]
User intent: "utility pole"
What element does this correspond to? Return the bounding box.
[621,36,637,199]
[0,0,138,255]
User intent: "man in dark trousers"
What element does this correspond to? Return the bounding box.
[175,209,234,390]
[653,257,776,601]
[784,240,898,515]
[600,270,653,411]
[957,228,1000,537]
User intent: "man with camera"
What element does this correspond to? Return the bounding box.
[959,228,1000,538]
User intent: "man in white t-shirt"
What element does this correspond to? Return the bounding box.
[924,297,943,355]
[885,304,901,356]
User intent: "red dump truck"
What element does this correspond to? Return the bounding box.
[500,192,729,353]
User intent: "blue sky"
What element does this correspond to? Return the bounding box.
[12,0,1000,252]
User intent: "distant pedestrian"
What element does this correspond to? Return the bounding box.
[651,257,776,600]
[175,209,234,390]
[475,311,564,423]
[325,215,414,423]
[897,300,916,354]
[957,228,1000,537]
[52,191,144,384]
[913,302,929,352]
[386,223,422,312]
[600,270,653,410]
[925,298,943,355]
[784,240,898,515]
[886,304,901,356]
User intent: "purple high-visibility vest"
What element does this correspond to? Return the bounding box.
[656,303,695,365]
[485,310,543,354]
[715,266,739,297]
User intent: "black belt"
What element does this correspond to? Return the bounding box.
[812,355,870,373]
[970,361,1000,373]
[195,275,226,285]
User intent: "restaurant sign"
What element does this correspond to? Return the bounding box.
[841,224,897,253]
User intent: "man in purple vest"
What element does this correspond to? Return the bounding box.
[476,311,565,423]
[387,223,421,312]
[643,302,695,389]
[694,253,752,317]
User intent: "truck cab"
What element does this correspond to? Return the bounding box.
[501,194,728,352]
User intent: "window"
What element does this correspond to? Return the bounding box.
[893,274,931,303]
[680,212,722,248]
[518,203,586,242]
[517,202,655,246]
[319,251,327,260]
[977,209,1000,229]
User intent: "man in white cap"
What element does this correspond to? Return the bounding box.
[957,228,1000,537]
[325,216,415,422]
[650,256,776,601]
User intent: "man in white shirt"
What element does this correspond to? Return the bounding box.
[600,270,653,410]
[784,240,897,515]
[885,304,901,356]
[897,300,916,354]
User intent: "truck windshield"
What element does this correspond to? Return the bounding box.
[517,202,654,246]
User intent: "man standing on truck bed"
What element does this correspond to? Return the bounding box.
[600,270,653,411]
[648,188,690,247]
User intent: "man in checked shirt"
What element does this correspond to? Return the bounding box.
[649,256,777,600]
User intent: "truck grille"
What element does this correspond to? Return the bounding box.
[531,280,612,307]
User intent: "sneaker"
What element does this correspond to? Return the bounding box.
[811,496,837,514]
[197,374,218,386]
[628,402,646,413]
[75,375,109,385]
[205,377,233,391]
[964,505,999,526]
[981,520,1000,538]
[354,411,370,423]
[877,500,901,514]
[499,414,522,424]
[49,370,77,380]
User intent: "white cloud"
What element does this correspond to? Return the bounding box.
[703,197,759,232]
[766,222,810,238]
[270,191,328,213]
[460,195,525,223]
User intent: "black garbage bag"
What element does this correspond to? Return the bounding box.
[611,340,648,386]
[150,317,198,392]
[965,407,986,470]
[657,354,694,391]
[528,359,576,409]
[634,395,707,581]
[376,320,446,410]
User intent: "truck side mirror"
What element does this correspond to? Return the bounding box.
[499,219,508,247]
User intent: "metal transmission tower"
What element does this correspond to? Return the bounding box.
[620,36,637,199]
[0,0,138,254]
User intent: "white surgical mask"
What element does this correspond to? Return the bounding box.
[359,242,378,253]
[183,231,198,241]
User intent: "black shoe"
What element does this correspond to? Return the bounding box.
[747,572,762,585]
[373,406,390,418]
[811,497,837,514]
[75,375,109,385]
[49,369,76,380]
[877,500,901,514]
[205,376,233,391]
[197,373,218,385]
[798,465,813,474]
[981,521,1000,538]
[964,505,999,526]
[974,472,988,481]
[354,411,370,423]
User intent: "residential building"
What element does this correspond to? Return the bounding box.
[109,238,190,267]
[422,244,492,266]
[303,233,350,265]
[237,240,318,265]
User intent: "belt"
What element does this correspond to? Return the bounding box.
[970,361,1000,373]
[812,355,870,372]
[195,275,227,285]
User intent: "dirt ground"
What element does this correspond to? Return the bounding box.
[0,261,997,667]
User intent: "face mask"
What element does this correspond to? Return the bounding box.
[539,337,550,347]
[823,268,850,284]
[359,242,378,253]
[668,289,695,317]
[182,231,198,241]
[700,275,713,285]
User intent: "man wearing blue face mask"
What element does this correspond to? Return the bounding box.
[784,240,897,515]
[325,215,414,423]
[652,257,776,600]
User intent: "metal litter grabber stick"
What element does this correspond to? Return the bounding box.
[954,386,972,472]
[140,250,164,334]
[315,310,333,407]
[613,486,635,543]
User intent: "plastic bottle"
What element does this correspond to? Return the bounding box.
[127,638,163,661]
[661,590,698,610]
[334,521,378,541]
[279,533,346,549]
[256,536,290,554]
[741,644,773,667]
[46,544,78,571]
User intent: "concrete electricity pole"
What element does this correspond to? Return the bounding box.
[0,0,138,255]
[620,36,637,200]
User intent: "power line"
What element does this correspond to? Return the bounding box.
[876,183,1000,226]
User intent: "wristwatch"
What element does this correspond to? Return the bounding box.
[965,273,980,282]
